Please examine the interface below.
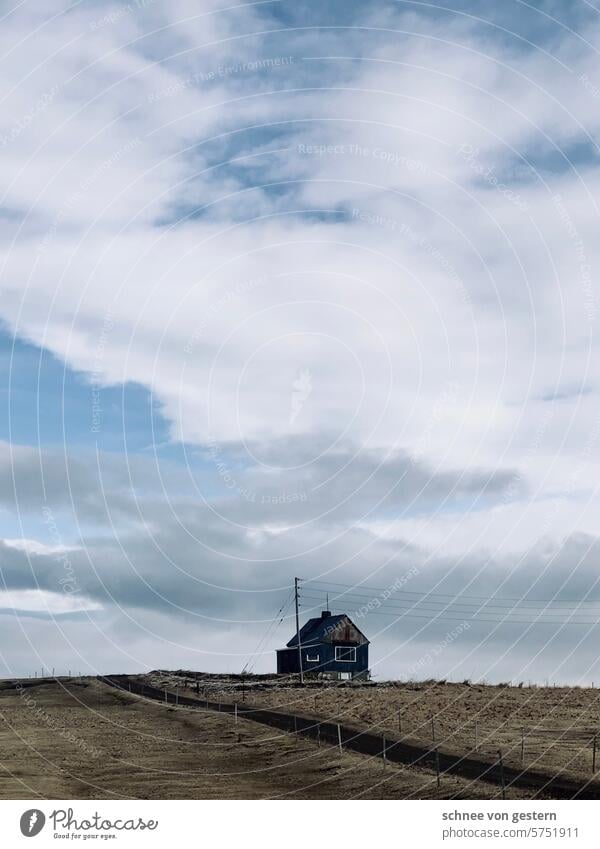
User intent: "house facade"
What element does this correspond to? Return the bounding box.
[276,610,369,680]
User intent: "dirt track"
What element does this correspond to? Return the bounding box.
[0,677,535,799]
[189,674,600,785]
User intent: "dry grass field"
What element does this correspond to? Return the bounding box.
[144,672,600,787]
[0,676,538,800]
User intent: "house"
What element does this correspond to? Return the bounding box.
[276,610,370,680]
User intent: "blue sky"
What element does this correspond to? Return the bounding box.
[1,0,600,682]
[0,329,167,452]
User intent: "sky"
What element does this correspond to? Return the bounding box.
[1,0,600,683]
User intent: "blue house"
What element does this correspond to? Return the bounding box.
[276,610,370,680]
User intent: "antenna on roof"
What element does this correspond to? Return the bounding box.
[326,592,329,609]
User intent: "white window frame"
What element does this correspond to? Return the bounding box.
[335,646,357,663]
[305,653,320,663]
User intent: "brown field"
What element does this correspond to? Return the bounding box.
[144,671,600,788]
[0,676,538,799]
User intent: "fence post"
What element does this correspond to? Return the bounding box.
[337,723,343,755]
[593,734,597,773]
[294,715,298,743]
[475,720,478,752]
[175,688,179,706]
[235,704,238,724]
[382,735,387,768]
[435,745,440,788]
[431,716,435,742]
[498,750,505,799]
[521,727,525,766]
[317,724,321,747]
[164,688,167,704]
[398,711,402,734]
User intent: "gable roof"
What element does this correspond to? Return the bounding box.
[285,613,369,648]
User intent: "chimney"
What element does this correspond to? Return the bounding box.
[321,610,332,619]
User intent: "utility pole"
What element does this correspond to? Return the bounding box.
[294,577,304,685]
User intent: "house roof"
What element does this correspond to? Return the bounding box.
[285,612,369,648]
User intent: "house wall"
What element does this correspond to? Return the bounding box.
[277,643,369,677]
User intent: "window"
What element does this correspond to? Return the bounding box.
[305,653,320,663]
[335,646,356,662]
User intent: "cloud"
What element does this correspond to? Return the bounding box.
[1,1,600,679]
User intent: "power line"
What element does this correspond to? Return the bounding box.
[302,590,600,620]
[300,591,600,616]
[300,584,600,625]
[300,600,600,626]
[242,591,294,674]
[304,589,600,610]
[303,579,600,607]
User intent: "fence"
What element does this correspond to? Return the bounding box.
[99,675,600,799]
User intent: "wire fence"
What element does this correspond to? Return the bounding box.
[143,671,600,784]
[106,674,600,799]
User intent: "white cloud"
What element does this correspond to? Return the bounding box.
[2,2,600,679]
[0,588,101,615]
[3,537,78,556]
